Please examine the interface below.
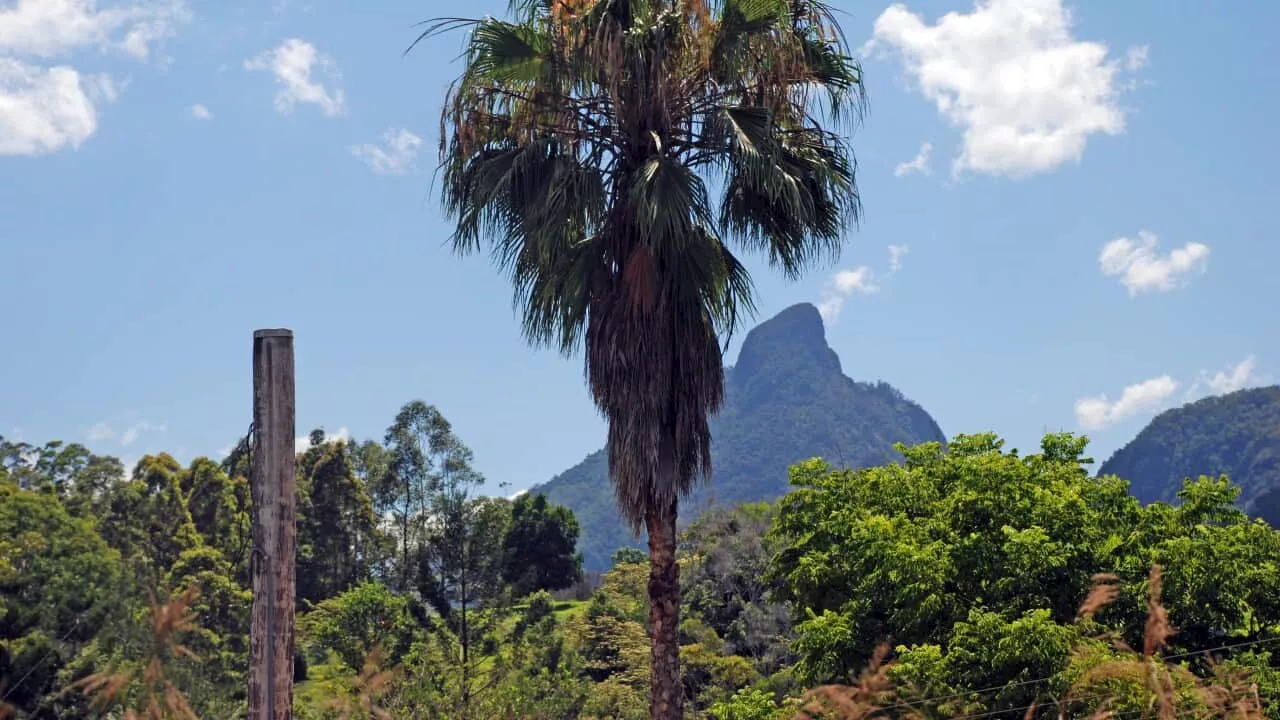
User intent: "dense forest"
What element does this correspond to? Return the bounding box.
[538,303,946,570]
[3,409,1278,718]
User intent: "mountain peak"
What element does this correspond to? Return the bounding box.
[733,302,841,381]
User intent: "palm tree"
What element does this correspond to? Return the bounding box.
[422,1,863,717]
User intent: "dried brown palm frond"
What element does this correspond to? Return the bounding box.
[320,646,400,720]
[67,584,203,720]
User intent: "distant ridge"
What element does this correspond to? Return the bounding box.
[1098,385,1280,526]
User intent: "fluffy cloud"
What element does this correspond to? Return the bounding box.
[190,103,211,119]
[0,0,185,58]
[817,267,879,323]
[1076,357,1268,430]
[349,127,423,175]
[87,418,165,447]
[888,244,909,273]
[1075,374,1178,430]
[865,0,1144,177]
[1204,356,1261,394]
[1182,356,1267,401]
[893,141,932,177]
[1099,230,1209,296]
[0,0,184,156]
[245,39,345,117]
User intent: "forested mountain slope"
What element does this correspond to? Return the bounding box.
[534,303,946,570]
[1098,385,1280,525]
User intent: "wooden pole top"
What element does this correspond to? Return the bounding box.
[253,329,294,339]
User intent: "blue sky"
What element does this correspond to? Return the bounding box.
[2,0,1277,493]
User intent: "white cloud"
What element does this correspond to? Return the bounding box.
[0,0,186,59]
[818,266,879,323]
[0,0,184,156]
[245,38,345,117]
[1182,356,1268,402]
[888,244,909,273]
[1126,45,1149,72]
[295,426,351,454]
[349,127,423,175]
[893,141,932,177]
[1099,230,1209,296]
[1075,374,1179,430]
[120,420,164,447]
[87,418,165,447]
[88,421,115,442]
[1204,356,1261,395]
[865,0,1144,177]
[190,103,211,119]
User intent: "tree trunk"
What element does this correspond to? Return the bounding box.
[646,497,683,720]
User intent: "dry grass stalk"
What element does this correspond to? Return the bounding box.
[321,646,399,720]
[1077,573,1123,622]
[1067,565,1265,720]
[68,584,202,720]
[792,644,924,720]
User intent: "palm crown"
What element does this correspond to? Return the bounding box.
[430,0,863,530]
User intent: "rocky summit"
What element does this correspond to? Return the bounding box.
[533,302,946,570]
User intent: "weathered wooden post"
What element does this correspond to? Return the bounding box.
[249,329,296,720]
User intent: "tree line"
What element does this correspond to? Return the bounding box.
[3,426,1278,718]
[0,399,583,718]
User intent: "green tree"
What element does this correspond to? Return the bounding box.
[181,457,252,582]
[428,1,864,716]
[98,454,203,581]
[300,581,417,672]
[420,491,511,708]
[381,401,473,591]
[0,480,122,716]
[502,492,583,597]
[612,547,650,567]
[680,503,793,675]
[296,433,380,604]
[770,432,1280,715]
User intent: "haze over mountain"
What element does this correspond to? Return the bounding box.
[1099,385,1280,526]
[534,303,946,570]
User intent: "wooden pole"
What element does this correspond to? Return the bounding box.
[249,329,296,720]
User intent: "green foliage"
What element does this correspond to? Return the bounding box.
[300,582,417,672]
[8,406,1280,719]
[164,546,251,694]
[612,547,650,567]
[707,688,783,720]
[296,436,380,604]
[502,492,584,597]
[0,481,121,715]
[680,504,794,675]
[771,432,1280,715]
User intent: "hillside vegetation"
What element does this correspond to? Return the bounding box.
[536,304,946,570]
[1100,386,1280,525]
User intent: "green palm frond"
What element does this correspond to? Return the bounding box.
[425,0,864,526]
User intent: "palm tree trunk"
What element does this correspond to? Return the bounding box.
[646,496,683,720]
